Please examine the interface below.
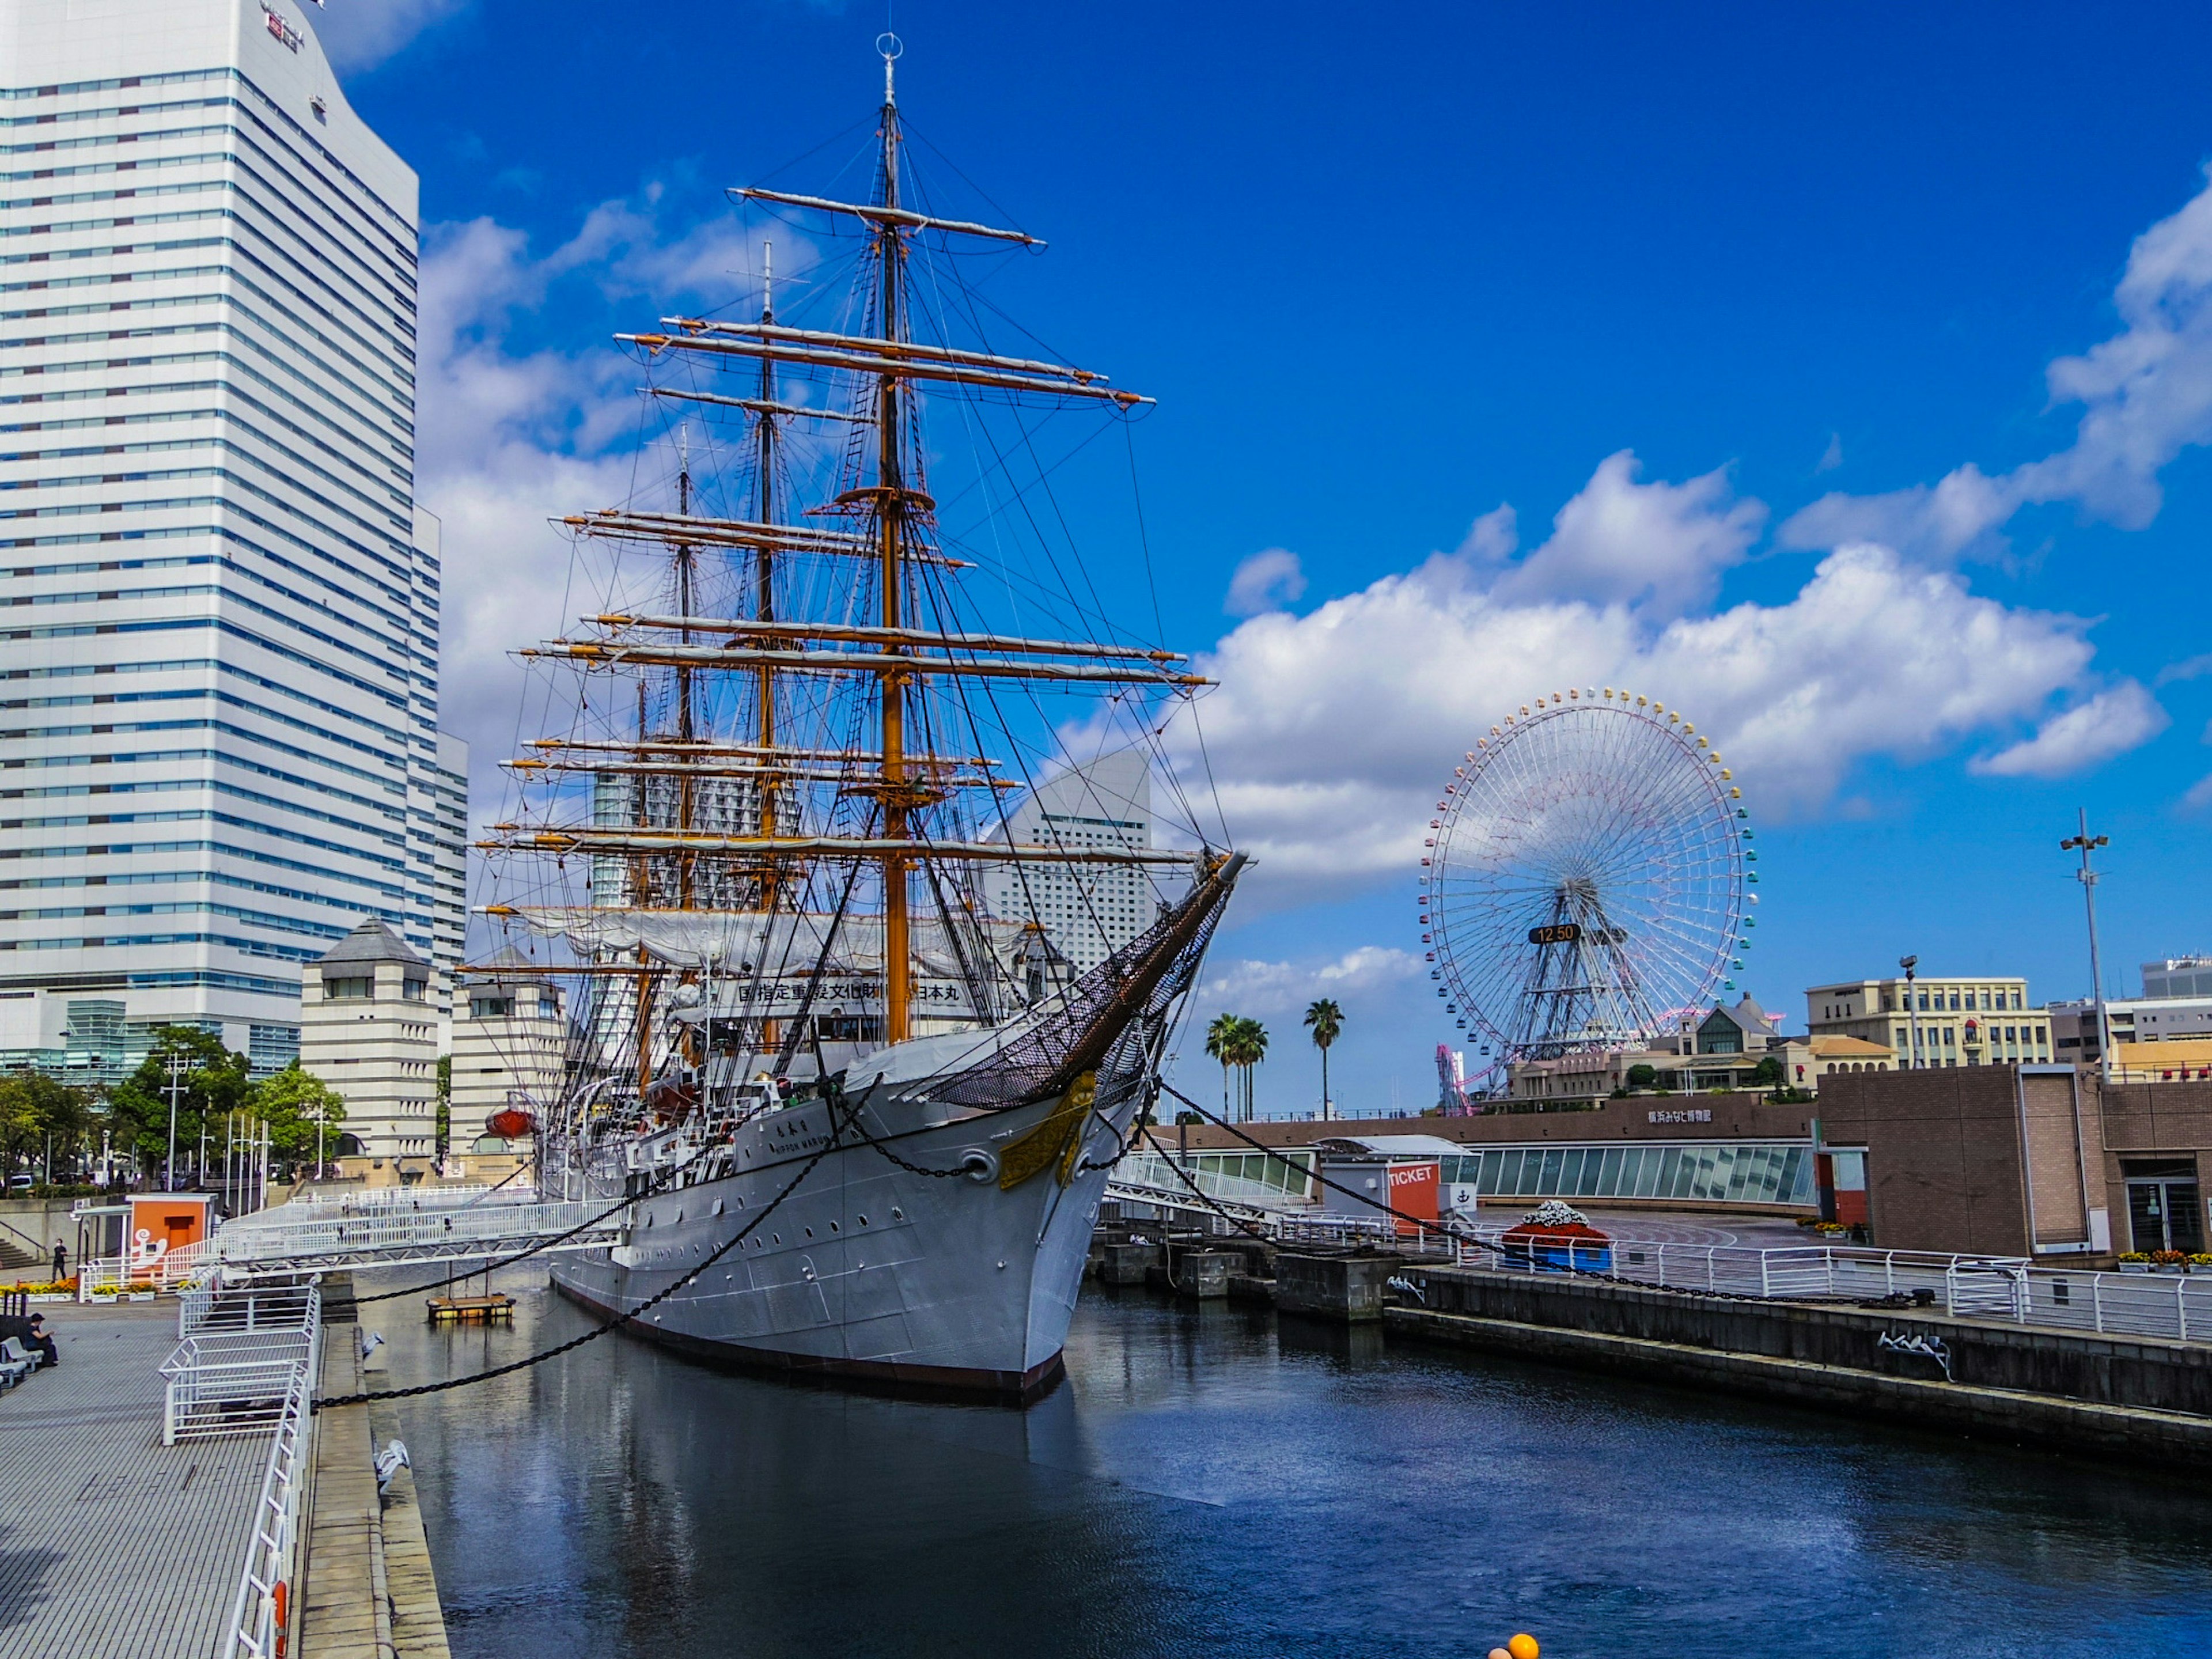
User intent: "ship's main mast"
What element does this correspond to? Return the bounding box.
[874,50,914,1042]
[480,35,1202,1099]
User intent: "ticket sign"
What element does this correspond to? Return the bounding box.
[1386,1161,1440,1238]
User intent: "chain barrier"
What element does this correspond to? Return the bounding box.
[313,1094,868,1411]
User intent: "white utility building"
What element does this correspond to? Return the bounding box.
[0,0,465,1079]
[982,751,1161,977]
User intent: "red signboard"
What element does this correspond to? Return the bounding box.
[1387,1161,1440,1238]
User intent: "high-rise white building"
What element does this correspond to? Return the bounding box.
[0,0,464,1077]
[982,751,1160,976]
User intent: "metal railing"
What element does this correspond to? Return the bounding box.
[207,1194,618,1274]
[160,1278,320,1445]
[1435,1235,2212,1346]
[74,1236,220,1301]
[220,1348,315,1659]
[285,1182,499,1212]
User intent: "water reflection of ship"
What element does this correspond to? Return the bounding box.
[474,37,1239,1400]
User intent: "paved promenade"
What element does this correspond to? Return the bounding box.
[0,1301,265,1659]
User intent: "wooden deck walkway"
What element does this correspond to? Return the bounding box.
[0,1302,267,1659]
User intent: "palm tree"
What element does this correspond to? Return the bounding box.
[1304,998,1343,1120]
[1205,1013,1237,1120]
[1227,1016,1269,1122]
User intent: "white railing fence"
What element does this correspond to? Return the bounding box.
[160,1278,320,1445]
[211,1195,611,1268]
[221,1351,315,1659]
[1437,1235,2212,1347]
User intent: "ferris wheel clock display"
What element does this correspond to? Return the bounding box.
[1419,688,1754,1078]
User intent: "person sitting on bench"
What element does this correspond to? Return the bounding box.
[0,1312,56,1369]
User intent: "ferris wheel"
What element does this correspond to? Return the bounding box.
[1419,688,1753,1075]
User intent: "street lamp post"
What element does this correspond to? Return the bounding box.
[162,1051,187,1192]
[1900,955,1922,1069]
[2061,810,2113,1083]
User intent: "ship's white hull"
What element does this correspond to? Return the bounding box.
[548,1075,1131,1401]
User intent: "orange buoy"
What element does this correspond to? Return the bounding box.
[1508,1635,1540,1659]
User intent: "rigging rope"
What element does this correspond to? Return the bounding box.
[313,1091,870,1411]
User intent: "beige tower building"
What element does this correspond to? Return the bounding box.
[450,951,570,1132]
[1805,975,2051,1069]
[301,921,440,1164]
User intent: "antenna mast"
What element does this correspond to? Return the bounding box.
[874,31,912,1044]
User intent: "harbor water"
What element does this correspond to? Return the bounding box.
[373,1270,2212,1657]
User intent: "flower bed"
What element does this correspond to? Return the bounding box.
[1499,1200,1613,1273]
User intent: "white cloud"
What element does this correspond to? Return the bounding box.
[315,0,470,73]
[1968,683,2169,779]
[1816,432,1843,474]
[1224,547,1307,616]
[1458,503,1518,562]
[1494,450,1765,617]
[1196,946,1422,1021]
[1781,165,2212,559]
[417,196,813,823]
[2184,773,2212,813]
[1169,450,2115,906]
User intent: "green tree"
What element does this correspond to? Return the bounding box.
[1303,999,1343,1120]
[435,1053,452,1162]
[248,1063,346,1169]
[1750,1055,1785,1088]
[107,1026,251,1185]
[1224,1016,1269,1122]
[1626,1062,1660,1090]
[0,1074,94,1181]
[1205,1014,1237,1119]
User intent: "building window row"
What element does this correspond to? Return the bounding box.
[10,652,408,749]
[2,803,409,873]
[3,742,403,821]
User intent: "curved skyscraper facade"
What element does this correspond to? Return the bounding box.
[0,0,463,1079]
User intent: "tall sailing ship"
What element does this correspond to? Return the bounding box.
[476,39,1241,1400]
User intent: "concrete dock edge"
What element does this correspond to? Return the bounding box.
[297,1305,453,1657]
[1385,1304,2212,1468]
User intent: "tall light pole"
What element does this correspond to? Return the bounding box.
[1900,955,1922,1070]
[162,1051,188,1192]
[2061,811,2112,1083]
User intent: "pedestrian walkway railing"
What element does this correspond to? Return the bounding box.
[287,1182,499,1213]
[1439,1234,2212,1346]
[74,1236,219,1301]
[178,1277,316,1340]
[220,1343,314,1659]
[160,1277,320,1445]
[206,1194,621,1275]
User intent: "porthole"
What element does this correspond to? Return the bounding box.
[712,1199,725,1217]
[804,1227,814,1238]
[858,1215,869,1227]
[829,1221,839,1233]
[892,1207,904,1221]
[771,1233,781,1245]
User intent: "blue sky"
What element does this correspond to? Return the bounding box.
[321,0,2212,1115]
